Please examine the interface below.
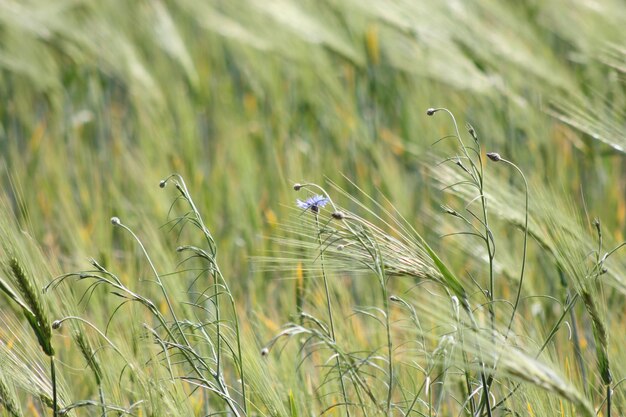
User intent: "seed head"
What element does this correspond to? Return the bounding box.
[159,180,167,188]
[110,216,121,226]
[486,152,501,162]
[52,320,62,330]
[426,108,437,116]
[260,347,269,356]
[293,183,303,191]
[441,205,458,216]
[467,124,478,142]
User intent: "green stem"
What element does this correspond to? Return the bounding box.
[99,384,107,417]
[479,372,493,417]
[483,294,580,415]
[51,356,57,417]
[433,109,497,416]
[480,158,528,416]
[315,214,350,417]
[479,175,496,333]
[116,221,242,417]
[173,175,248,415]
[566,290,588,395]
[501,159,529,338]
[380,272,393,416]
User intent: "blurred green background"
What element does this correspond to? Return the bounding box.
[1,0,624,273]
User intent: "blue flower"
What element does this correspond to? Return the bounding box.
[296,195,329,213]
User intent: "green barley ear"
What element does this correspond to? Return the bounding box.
[39,393,54,410]
[0,371,22,417]
[73,329,103,385]
[533,189,613,389]
[581,290,611,385]
[8,257,54,357]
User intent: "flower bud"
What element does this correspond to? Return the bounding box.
[486,152,501,162]
[441,205,458,216]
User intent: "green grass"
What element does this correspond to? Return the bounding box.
[0,1,625,416]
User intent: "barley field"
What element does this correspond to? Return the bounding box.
[0,1,625,416]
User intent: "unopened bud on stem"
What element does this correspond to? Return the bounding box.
[486,152,502,162]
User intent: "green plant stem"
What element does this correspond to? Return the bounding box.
[300,183,385,414]
[436,109,496,417]
[428,377,432,417]
[456,308,475,416]
[501,158,529,338]
[483,294,580,416]
[607,385,612,417]
[315,213,350,417]
[566,290,588,395]
[479,372,492,417]
[479,177,495,332]
[432,109,498,417]
[347,225,393,414]
[168,174,248,415]
[51,355,58,417]
[359,231,394,416]
[99,385,107,417]
[115,221,242,417]
[478,157,528,417]
[456,307,491,417]
[375,248,393,416]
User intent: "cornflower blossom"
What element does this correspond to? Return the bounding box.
[296,195,329,214]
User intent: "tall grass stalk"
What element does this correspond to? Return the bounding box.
[44,176,252,416]
[314,210,351,417]
[427,108,495,328]
[484,153,529,338]
[109,213,244,416]
[161,174,248,415]
[294,184,354,416]
[427,108,498,417]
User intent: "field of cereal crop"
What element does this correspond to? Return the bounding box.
[0,1,625,416]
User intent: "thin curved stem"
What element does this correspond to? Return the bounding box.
[114,219,242,417]
[500,159,529,338]
[315,213,350,417]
